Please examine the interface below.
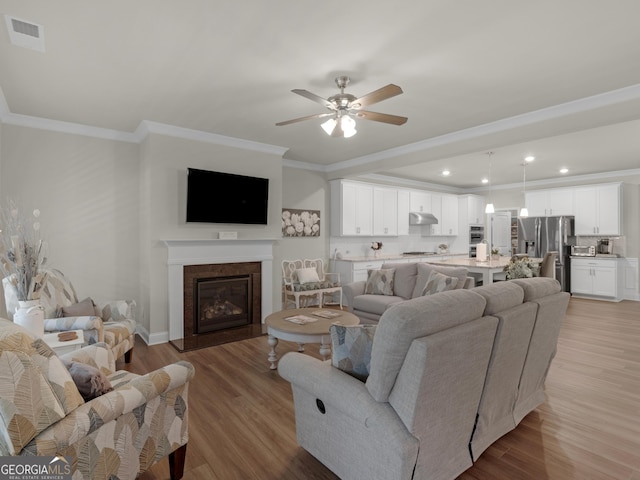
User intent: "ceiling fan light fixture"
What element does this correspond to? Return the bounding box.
[340,116,357,138]
[321,118,337,135]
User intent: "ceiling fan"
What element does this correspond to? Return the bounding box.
[276,75,408,138]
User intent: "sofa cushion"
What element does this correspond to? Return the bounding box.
[366,289,487,402]
[365,268,395,296]
[472,281,524,315]
[381,262,418,299]
[510,277,561,302]
[352,294,405,316]
[296,267,320,284]
[421,270,459,296]
[330,324,377,381]
[412,263,469,298]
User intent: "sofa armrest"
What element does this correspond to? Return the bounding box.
[463,276,475,289]
[343,281,366,309]
[28,361,195,455]
[279,352,395,427]
[60,342,116,375]
[94,299,136,322]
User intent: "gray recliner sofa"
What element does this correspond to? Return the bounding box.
[343,261,475,323]
[279,277,569,480]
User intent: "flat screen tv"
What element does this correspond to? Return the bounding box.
[186,168,269,225]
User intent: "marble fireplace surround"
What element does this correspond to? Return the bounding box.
[164,239,274,344]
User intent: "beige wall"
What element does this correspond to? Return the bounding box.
[0,125,140,313]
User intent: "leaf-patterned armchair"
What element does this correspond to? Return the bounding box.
[0,318,194,479]
[3,268,136,363]
[282,258,342,309]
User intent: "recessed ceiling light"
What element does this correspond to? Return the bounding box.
[442,170,450,176]
[524,156,535,162]
[560,168,568,174]
[481,178,489,184]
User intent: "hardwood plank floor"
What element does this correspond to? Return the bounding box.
[122,297,640,480]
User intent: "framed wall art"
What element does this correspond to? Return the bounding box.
[282,209,320,237]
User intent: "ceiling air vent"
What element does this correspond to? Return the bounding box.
[4,15,45,52]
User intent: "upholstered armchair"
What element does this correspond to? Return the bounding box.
[282,258,342,309]
[0,318,194,479]
[3,268,137,362]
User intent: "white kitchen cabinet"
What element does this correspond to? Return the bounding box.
[373,186,398,236]
[440,194,459,235]
[333,259,385,286]
[429,194,442,235]
[459,194,485,225]
[397,190,410,235]
[409,191,431,213]
[571,257,620,300]
[525,188,574,216]
[573,183,621,235]
[330,180,373,236]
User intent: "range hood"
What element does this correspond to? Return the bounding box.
[409,212,439,225]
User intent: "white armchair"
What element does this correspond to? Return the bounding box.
[282,258,342,309]
[3,268,136,363]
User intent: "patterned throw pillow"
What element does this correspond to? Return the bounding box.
[330,324,377,381]
[296,267,320,284]
[364,268,395,296]
[421,270,459,296]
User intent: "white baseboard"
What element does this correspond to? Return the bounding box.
[135,325,169,346]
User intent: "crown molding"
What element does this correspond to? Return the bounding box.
[324,83,640,172]
[282,158,326,172]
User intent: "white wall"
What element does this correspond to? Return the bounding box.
[0,125,140,314]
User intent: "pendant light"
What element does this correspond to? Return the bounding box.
[519,160,529,217]
[484,151,495,214]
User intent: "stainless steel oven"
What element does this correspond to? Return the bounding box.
[469,225,485,257]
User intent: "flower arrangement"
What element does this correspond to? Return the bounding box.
[0,202,48,301]
[504,256,539,279]
[491,247,500,256]
[371,241,383,252]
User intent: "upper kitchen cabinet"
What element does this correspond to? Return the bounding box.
[330,180,374,236]
[397,190,410,236]
[409,191,431,213]
[573,183,622,235]
[428,193,458,235]
[459,194,485,225]
[373,186,398,236]
[525,188,574,216]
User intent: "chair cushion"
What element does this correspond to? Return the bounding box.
[365,268,395,296]
[421,270,459,296]
[296,267,320,284]
[60,297,95,317]
[103,319,136,349]
[352,294,405,316]
[292,280,339,292]
[62,359,113,401]
[381,262,418,299]
[330,324,377,381]
[412,263,469,298]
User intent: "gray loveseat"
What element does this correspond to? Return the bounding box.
[279,277,569,480]
[343,261,475,323]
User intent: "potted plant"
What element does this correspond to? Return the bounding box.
[491,247,500,260]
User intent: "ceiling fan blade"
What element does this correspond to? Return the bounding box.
[351,84,403,108]
[291,89,336,110]
[354,110,408,125]
[276,112,334,126]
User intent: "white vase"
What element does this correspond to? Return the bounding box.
[14,300,45,338]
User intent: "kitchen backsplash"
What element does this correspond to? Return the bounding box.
[575,235,626,257]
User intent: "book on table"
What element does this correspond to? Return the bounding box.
[285,315,318,325]
[312,310,341,319]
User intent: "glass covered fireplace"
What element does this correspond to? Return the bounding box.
[195,275,252,333]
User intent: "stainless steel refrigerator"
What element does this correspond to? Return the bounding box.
[517,216,575,292]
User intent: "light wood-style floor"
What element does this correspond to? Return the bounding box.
[125,297,640,480]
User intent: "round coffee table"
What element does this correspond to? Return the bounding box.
[265,308,359,370]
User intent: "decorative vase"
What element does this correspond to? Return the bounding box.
[14,299,45,338]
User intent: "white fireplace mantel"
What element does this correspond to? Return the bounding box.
[163,239,275,341]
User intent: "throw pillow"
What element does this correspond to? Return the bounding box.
[296,267,320,284]
[60,297,96,317]
[62,359,113,401]
[421,270,459,296]
[364,268,395,296]
[330,324,377,381]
